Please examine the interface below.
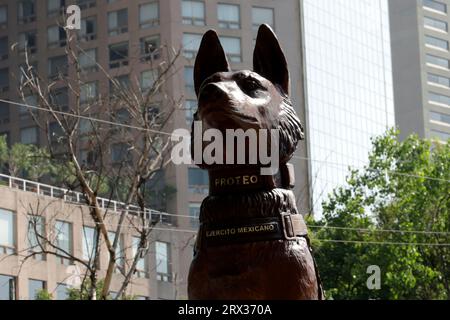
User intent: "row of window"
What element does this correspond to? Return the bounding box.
[423,1,450,140]
[423,0,447,14]
[181,0,274,31]
[0,275,149,300]
[0,1,274,33]
[0,1,158,28]
[0,58,158,96]
[0,208,171,282]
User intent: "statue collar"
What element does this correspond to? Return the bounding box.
[207,163,295,196]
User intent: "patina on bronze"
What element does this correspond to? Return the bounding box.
[188,24,323,300]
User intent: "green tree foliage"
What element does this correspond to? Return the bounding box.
[312,129,449,299]
[35,289,53,300]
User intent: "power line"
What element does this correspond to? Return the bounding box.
[89,221,450,247]
[63,200,450,237]
[314,239,450,247]
[308,225,450,236]
[0,98,185,138]
[292,155,450,183]
[2,97,448,183]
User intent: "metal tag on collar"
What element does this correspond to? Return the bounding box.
[280,212,297,241]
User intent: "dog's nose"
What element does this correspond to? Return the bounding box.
[198,82,228,102]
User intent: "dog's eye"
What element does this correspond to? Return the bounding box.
[240,79,264,96]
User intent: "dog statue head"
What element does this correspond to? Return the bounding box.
[191,24,304,170]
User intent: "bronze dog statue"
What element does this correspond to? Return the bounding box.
[188,24,322,300]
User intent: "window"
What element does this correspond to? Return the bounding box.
[141,69,158,91]
[28,279,45,300]
[108,9,128,36]
[18,0,36,24]
[252,7,274,31]
[48,25,67,48]
[82,226,97,262]
[0,275,16,300]
[77,0,96,10]
[54,220,73,265]
[184,99,196,126]
[182,0,205,26]
[430,111,450,125]
[424,16,448,32]
[0,6,7,29]
[140,35,160,61]
[156,241,171,282]
[426,54,450,68]
[48,0,65,17]
[115,108,131,124]
[189,203,201,229]
[184,67,195,95]
[430,129,450,140]
[55,283,69,300]
[0,209,15,255]
[48,55,68,78]
[428,73,450,87]
[429,91,450,106]
[188,168,208,194]
[0,68,8,93]
[219,36,241,62]
[0,132,10,147]
[80,81,98,104]
[20,127,38,145]
[50,87,69,110]
[139,2,159,29]
[78,118,94,136]
[19,95,37,120]
[110,75,130,93]
[423,0,447,13]
[132,236,148,278]
[79,48,98,73]
[425,35,449,50]
[27,215,45,261]
[18,31,37,54]
[49,122,65,144]
[109,42,129,68]
[80,149,98,166]
[218,4,240,29]
[79,17,97,41]
[108,231,125,272]
[0,102,10,124]
[0,37,7,61]
[111,143,131,163]
[182,33,202,59]
[18,62,38,86]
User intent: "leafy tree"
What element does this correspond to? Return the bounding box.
[312,129,449,299]
[35,289,53,300]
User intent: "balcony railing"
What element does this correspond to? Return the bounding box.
[0,173,172,225]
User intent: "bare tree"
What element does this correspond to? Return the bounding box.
[14,26,182,299]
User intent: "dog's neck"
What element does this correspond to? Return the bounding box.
[206,163,295,196]
[200,186,299,225]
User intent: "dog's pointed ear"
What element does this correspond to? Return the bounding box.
[194,30,230,96]
[253,24,290,95]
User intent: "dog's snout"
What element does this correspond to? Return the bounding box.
[198,83,228,102]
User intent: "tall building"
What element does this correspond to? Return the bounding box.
[389,0,450,141]
[300,0,395,216]
[0,0,306,299]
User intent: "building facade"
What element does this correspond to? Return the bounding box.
[0,0,306,299]
[0,173,188,300]
[389,0,450,141]
[301,0,395,215]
